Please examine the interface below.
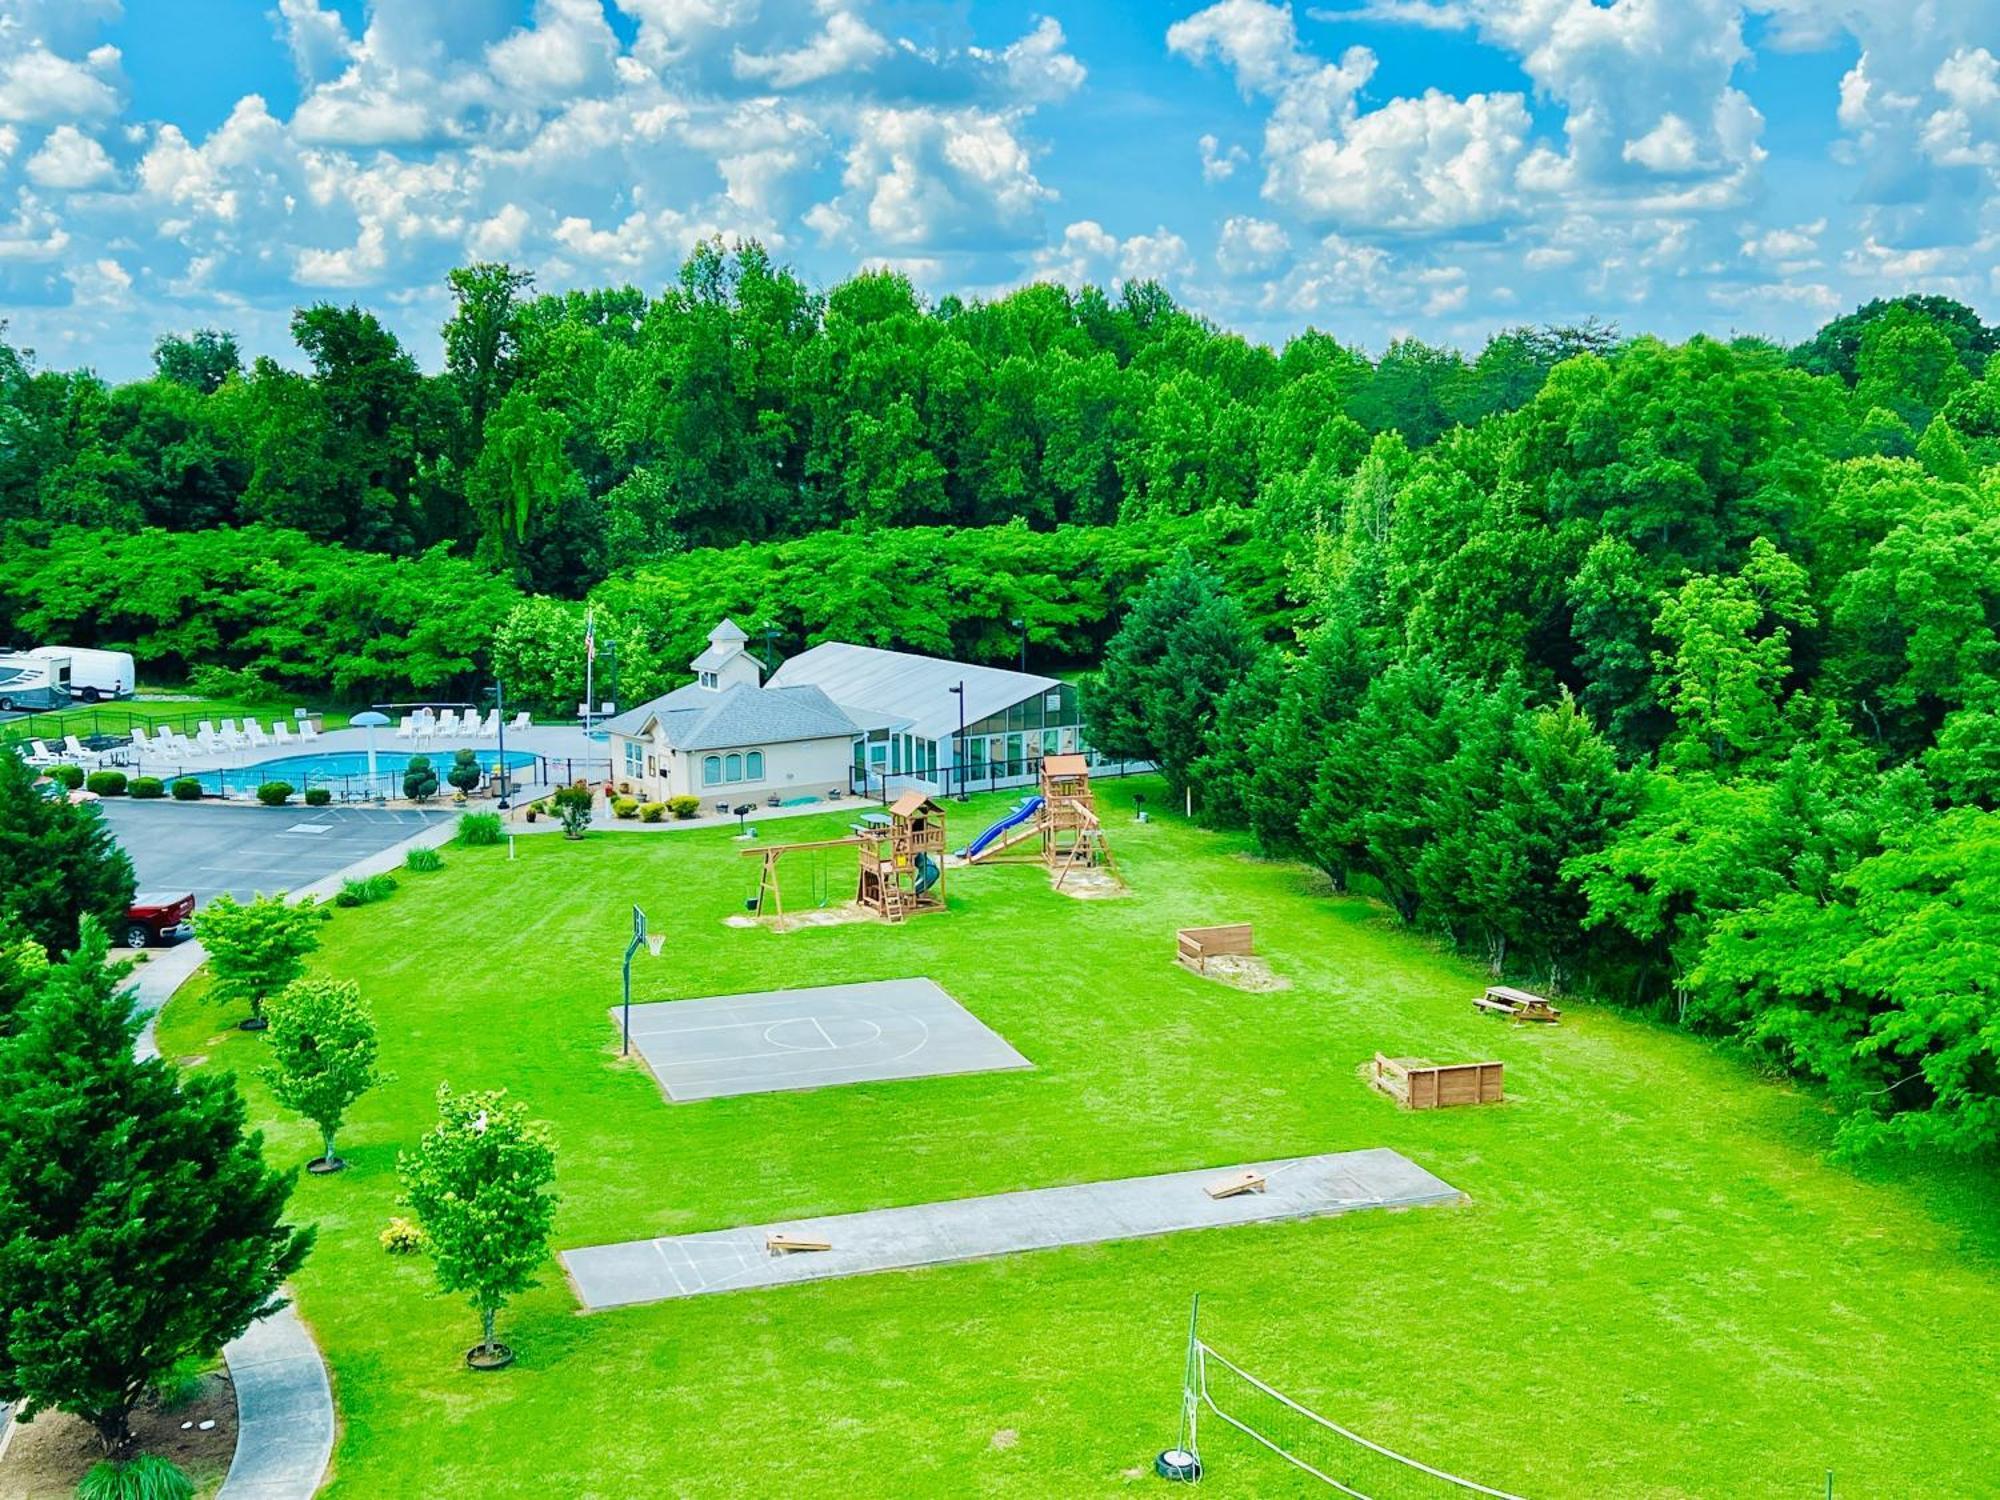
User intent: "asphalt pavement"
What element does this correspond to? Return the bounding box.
[98,800,451,906]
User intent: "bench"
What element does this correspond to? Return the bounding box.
[1176,924,1254,975]
[766,1233,831,1255]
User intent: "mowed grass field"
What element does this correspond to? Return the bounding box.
[156,780,2000,1498]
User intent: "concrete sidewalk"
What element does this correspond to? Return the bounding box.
[563,1147,1462,1309]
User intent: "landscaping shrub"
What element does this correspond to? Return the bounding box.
[334,872,398,907]
[446,748,483,796]
[304,786,332,806]
[256,780,294,806]
[612,795,639,819]
[46,762,84,789]
[667,794,702,819]
[552,782,594,839]
[405,846,444,873]
[130,775,165,799]
[77,1456,195,1500]
[402,754,439,803]
[639,801,666,823]
[86,769,129,796]
[169,776,203,800]
[457,812,503,846]
[380,1216,426,1256]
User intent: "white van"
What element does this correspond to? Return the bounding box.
[29,646,134,702]
[0,653,71,712]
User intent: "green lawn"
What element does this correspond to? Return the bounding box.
[155,781,2000,1498]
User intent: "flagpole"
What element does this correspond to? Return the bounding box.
[584,608,596,731]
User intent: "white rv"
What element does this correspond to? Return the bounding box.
[29,646,134,702]
[0,653,72,713]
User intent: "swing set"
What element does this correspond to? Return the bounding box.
[742,836,858,920]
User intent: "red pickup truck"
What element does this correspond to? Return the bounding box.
[125,891,195,949]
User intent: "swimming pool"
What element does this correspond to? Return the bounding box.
[198,749,539,798]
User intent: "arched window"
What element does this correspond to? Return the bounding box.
[702,756,722,786]
[725,753,742,782]
[746,751,765,780]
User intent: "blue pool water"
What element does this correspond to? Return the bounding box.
[202,749,537,798]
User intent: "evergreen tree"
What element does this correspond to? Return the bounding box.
[0,750,136,956]
[1087,552,1259,798]
[0,921,312,1454]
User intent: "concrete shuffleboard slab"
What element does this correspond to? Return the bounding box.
[620,977,1031,1102]
[562,1147,1461,1309]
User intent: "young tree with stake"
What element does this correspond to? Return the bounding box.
[398,1085,558,1369]
[263,976,388,1173]
[194,894,323,1030]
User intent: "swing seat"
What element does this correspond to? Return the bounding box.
[743,897,759,911]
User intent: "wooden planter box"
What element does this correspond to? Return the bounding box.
[1176,924,1253,974]
[1372,1053,1505,1110]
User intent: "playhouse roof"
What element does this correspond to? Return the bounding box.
[1042,753,1089,777]
[768,642,1060,743]
[889,791,941,818]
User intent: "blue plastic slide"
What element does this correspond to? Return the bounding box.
[964,796,1043,859]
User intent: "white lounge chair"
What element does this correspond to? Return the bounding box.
[479,709,500,738]
[395,714,415,741]
[219,718,247,748]
[196,720,217,742]
[299,720,321,742]
[437,709,463,738]
[196,729,223,755]
[160,729,194,758]
[247,722,271,748]
[508,710,531,731]
[63,734,89,760]
[22,739,60,767]
[272,722,295,746]
[128,726,153,754]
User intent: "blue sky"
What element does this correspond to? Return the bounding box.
[2,0,1996,378]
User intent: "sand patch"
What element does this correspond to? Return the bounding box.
[724,902,880,931]
[1054,867,1126,900]
[1189,953,1291,991]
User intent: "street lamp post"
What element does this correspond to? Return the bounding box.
[622,904,665,1057]
[488,678,511,809]
[948,681,967,801]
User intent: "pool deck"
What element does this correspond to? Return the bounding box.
[96,724,607,800]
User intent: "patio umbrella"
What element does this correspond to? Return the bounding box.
[351,711,391,795]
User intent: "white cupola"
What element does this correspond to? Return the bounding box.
[689,618,763,691]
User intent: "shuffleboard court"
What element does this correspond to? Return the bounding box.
[620,977,1031,1102]
[562,1147,1462,1309]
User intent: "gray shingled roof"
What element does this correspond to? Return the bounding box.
[767,642,1060,742]
[602,682,855,750]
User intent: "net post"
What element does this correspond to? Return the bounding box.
[1178,1293,1201,1464]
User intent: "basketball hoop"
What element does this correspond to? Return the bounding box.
[646,932,666,957]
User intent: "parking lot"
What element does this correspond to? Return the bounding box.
[99,800,451,905]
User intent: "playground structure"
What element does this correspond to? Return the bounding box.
[738,792,947,924]
[855,792,947,921]
[964,754,1114,889]
[1370,1053,1505,1110]
[1176,924,1255,975]
[1474,984,1562,1024]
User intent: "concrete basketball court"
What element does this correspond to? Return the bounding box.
[563,1147,1462,1309]
[620,978,1032,1102]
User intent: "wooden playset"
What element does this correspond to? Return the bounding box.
[738,794,947,924]
[1473,985,1562,1024]
[1370,1053,1505,1110]
[855,792,947,922]
[965,754,1115,889]
[1175,923,1255,975]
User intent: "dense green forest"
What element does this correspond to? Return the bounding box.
[1,245,1996,1152]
